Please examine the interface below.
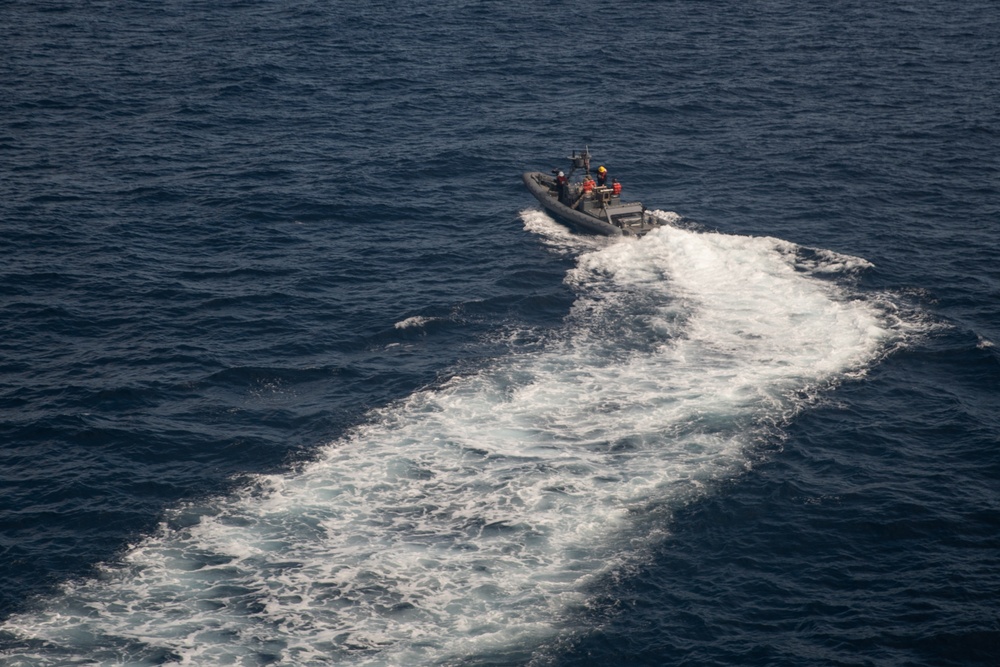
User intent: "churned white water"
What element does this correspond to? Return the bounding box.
[1,214,896,665]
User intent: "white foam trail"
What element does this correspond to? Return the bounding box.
[1,215,899,665]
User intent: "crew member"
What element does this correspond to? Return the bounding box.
[612,178,622,195]
[555,171,568,203]
[596,165,608,187]
[576,175,596,211]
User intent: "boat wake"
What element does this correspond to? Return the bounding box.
[0,213,904,665]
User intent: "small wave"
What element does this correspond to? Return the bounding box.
[393,315,435,330]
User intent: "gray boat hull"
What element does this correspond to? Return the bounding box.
[522,171,662,237]
[522,171,624,236]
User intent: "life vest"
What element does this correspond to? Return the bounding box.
[612,181,622,195]
[582,179,595,193]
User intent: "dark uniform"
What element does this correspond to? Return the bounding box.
[596,166,608,187]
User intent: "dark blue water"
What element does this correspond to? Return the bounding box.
[2,1,998,665]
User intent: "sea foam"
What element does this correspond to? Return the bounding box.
[0,214,897,666]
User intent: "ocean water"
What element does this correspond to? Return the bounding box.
[1,1,998,665]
